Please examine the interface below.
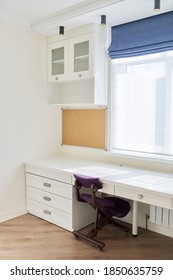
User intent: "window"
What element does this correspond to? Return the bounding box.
[110,50,173,156]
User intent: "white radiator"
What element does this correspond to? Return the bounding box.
[150,205,173,229]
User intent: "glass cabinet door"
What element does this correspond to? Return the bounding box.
[69,34,92,80]
[74,41,89,73]
[52,47,64,76]
[47,40,68,82]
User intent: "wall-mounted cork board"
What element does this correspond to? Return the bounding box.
[62,109,106,149]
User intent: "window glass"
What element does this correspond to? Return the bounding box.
[110,51,173,156]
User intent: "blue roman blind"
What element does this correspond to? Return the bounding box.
[108,11,173,59]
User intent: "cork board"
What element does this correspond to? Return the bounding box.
[62,109,106,149]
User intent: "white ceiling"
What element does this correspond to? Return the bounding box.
[0,0,173,36]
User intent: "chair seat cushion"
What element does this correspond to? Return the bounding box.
[80,194,130,218]
[104,197,130,218]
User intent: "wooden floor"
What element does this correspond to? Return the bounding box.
[0,214,173,260]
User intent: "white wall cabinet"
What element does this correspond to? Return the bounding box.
[47,24,109,105]
[48,33,92,82]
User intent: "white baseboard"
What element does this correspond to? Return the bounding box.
[0,207,28,223]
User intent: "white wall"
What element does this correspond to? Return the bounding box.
[0,23,60,222]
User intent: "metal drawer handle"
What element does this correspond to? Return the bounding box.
[43,210,51,215]
[138,194,143,199]
[43,183,51,188]
[43,196,51,201]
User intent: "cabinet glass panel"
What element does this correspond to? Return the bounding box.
[52,47,64,75]
[74,41,89,72]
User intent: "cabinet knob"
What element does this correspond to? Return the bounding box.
[43,196,51,201]
[138,194,143,199]
[43,183,51,188]
[78,73,82,78]
[43,210,51,215]
[55,76,59,80]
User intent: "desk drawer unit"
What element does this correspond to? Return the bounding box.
[115,184,172,209]
[26,172,95,231]
[26,173,73,230]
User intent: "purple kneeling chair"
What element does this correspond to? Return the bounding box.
[73,173,131,251]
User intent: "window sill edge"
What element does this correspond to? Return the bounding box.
[104,150,173,165]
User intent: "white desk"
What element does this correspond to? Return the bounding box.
[25,155,173,236]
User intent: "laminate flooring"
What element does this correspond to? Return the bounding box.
[0,214,173,260]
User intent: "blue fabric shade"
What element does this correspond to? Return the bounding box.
[108,11,173,59]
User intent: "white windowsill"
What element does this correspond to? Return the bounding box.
[104,149,173,165]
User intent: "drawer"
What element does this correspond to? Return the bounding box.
[99,183,114,195]
[115,184,172,209]
[25,165,72,184]
[27,199,72,231]
[26,173,72,199]
[27,186,72,214]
